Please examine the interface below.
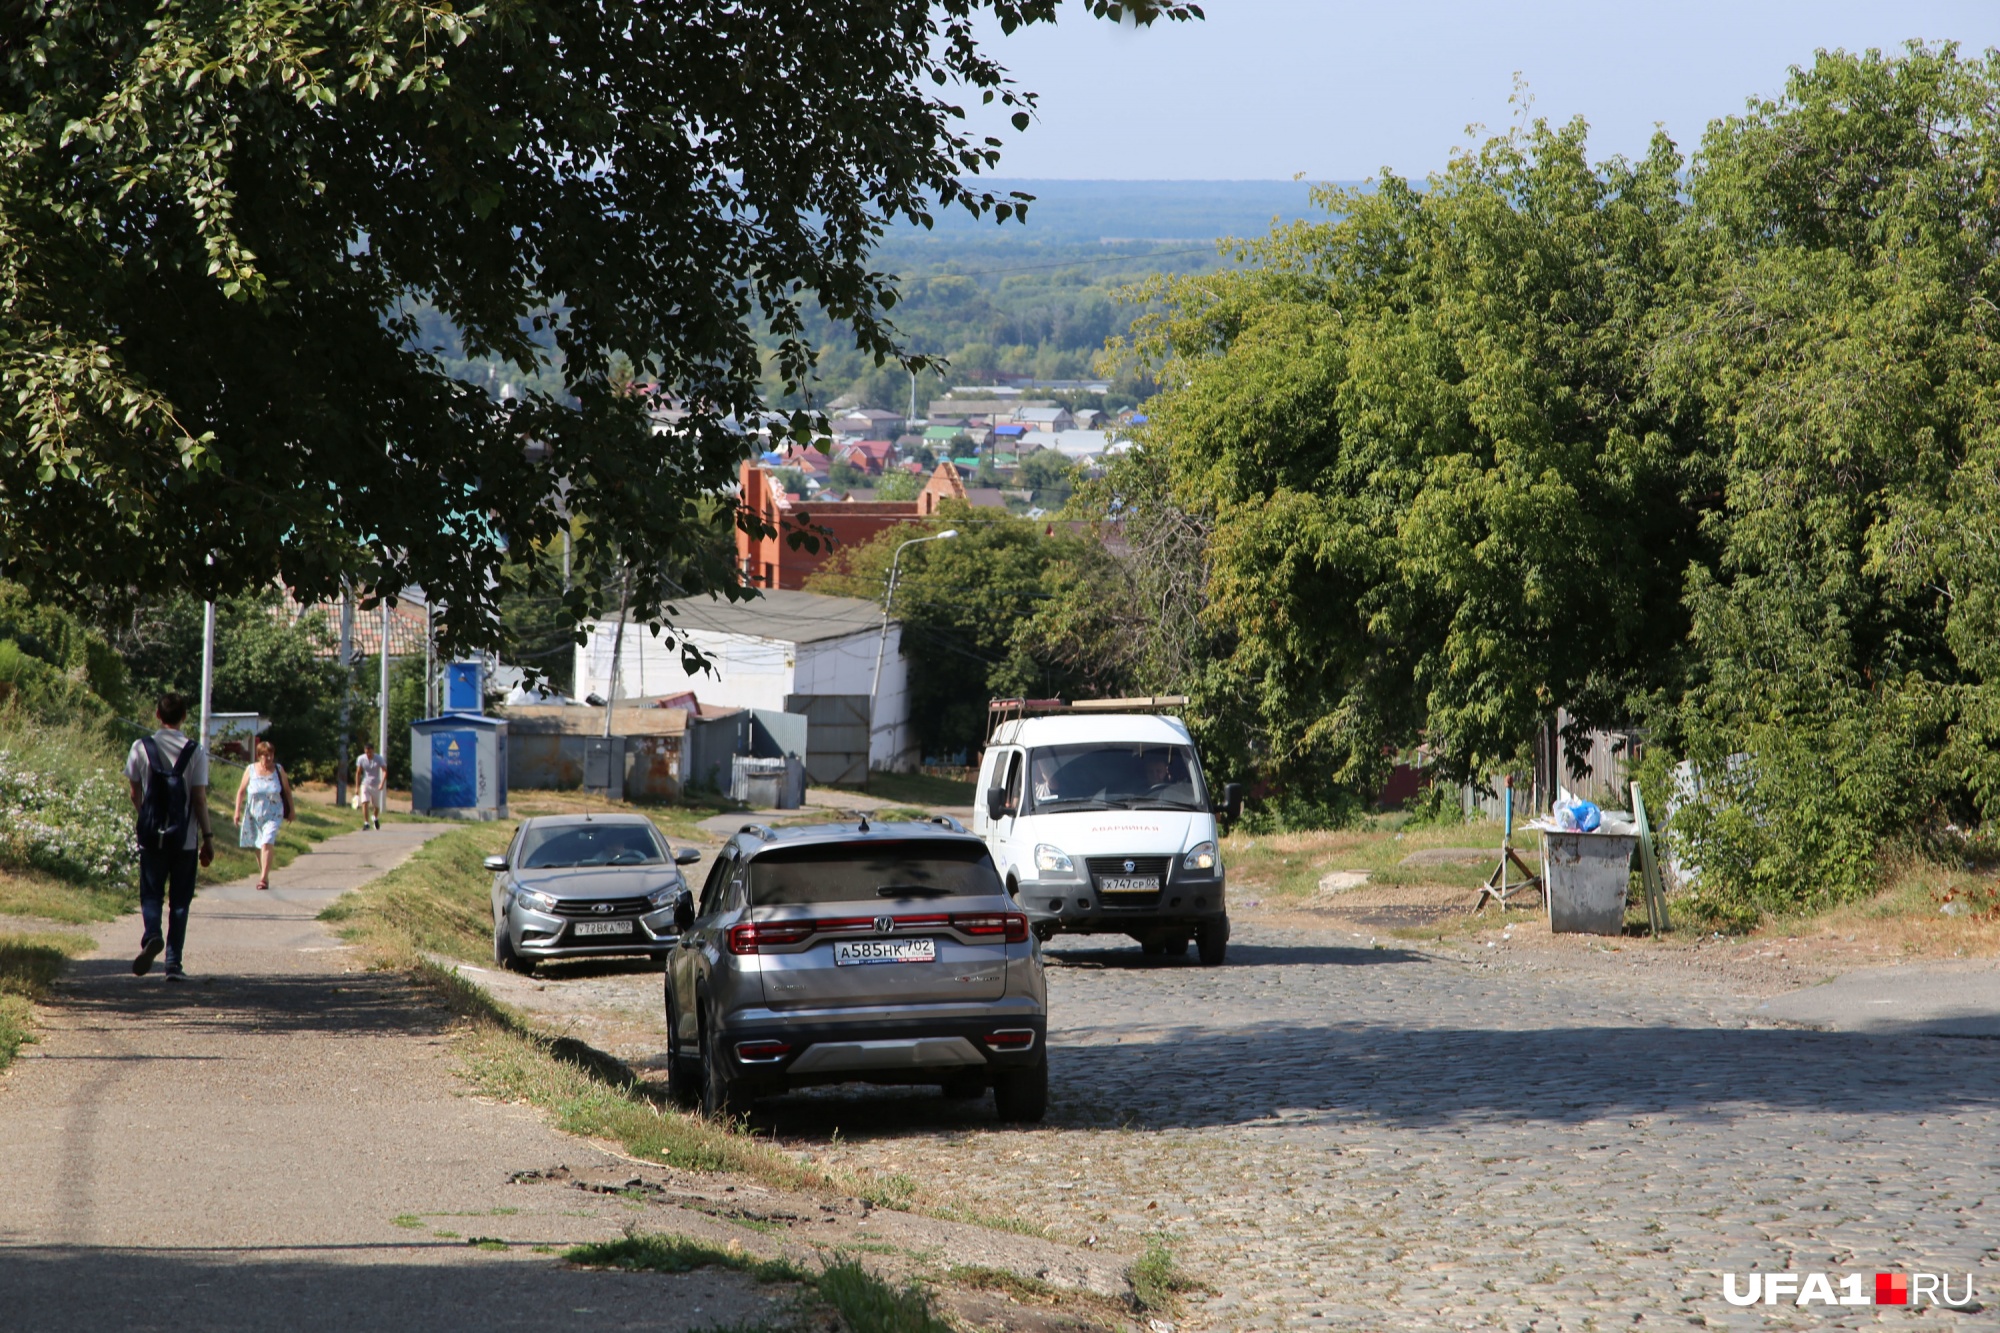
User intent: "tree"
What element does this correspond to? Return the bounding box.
[1017,449,1078,500]
[1132,113,1699,810]
[874,470,924,503]
[0,1,1200,651]
[806,502,1126,757]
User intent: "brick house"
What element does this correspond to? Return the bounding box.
[736,459,1001,590]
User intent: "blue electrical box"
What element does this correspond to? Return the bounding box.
[411,712,507,820]
[445,660,484,713]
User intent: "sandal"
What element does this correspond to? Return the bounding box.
[255,879,269,891]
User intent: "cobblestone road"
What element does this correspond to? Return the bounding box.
[744,918,2000,1332]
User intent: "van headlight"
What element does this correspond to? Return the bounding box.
[1182,841,1218,872]
[515,887,559,913]
[1034,844,1074,874]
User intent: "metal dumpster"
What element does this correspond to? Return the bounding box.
[1540,829,1638,935]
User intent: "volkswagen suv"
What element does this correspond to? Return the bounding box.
[663,819,1048,1121]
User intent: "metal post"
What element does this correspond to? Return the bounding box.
[335,582,354,807]
[379,595,391,767]
[197,597,215,757]
[423,599,435,718]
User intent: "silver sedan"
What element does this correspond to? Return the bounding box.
[486,813,700,974]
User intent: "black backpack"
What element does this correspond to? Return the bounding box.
[136,737,199,852]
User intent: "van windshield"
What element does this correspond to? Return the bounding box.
[749,841,1003,906]
[1026,743,1207,813]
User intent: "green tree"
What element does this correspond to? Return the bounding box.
[874,470,923,503]
[806,502,1125,757]
[0,1,1199,650]
[1017,449,1078,501]
[1131,113,1699,810]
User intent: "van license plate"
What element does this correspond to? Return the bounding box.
[1099,876,1160,893]
[835,939,937,966]
[572,920,634,936]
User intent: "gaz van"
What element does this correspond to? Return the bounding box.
[973,698,1242,965]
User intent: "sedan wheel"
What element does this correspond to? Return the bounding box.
[493,916,533,975]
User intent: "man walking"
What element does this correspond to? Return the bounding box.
[354,740,387,831]
[126,692,214,980]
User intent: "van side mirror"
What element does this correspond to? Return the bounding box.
[1222,783,1244,825]
[482,855,508,873]
[674,847,702,866]
[985,787,1008,821]
[673,890,695,933]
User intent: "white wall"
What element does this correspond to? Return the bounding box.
[574,621,916,770]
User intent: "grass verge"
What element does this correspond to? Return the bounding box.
[567,1233,953,1333]
[840,771,974,808]
[0,931,94,1071]
[1223,819,1522,901]
[319,823,507,964]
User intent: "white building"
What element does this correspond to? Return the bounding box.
[574,589,916,770]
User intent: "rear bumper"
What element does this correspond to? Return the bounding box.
[716,1007,1047,1088]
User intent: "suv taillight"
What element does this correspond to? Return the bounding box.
[725,921,814,954]
[950,912,1029,943]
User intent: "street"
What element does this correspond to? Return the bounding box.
[481,906,2000,1330]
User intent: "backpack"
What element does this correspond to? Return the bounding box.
[136,736,199,852]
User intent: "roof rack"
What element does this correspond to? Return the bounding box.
[985,695,1191,738]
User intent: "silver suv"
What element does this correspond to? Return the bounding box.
[663,819,1048,1122]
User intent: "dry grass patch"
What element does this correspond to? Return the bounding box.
[1226,819,1524,901]
[1756,853,2000,959]
[0,930,94,1070]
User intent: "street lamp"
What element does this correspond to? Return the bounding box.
[867,529,958,776]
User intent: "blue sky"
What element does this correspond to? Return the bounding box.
[971,0,2000,180]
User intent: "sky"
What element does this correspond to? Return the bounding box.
[969,0,2000,180]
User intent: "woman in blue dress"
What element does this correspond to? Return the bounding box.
[232,740,292,891]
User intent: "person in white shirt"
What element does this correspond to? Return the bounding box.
[125,692,213,979]
[354,741,387,831]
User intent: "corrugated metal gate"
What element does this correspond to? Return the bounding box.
[785,693,870,786]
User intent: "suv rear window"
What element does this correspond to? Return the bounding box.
[748,841,1002,906]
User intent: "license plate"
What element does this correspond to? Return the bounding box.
[571,919,635,936]
[1098,876,1160,893]
[834,938,937,966]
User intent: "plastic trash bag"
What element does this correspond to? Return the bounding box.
[1553,797,1602,833]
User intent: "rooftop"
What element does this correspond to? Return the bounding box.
[617,588,888,645]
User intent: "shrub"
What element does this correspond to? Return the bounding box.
[0,735,137,888]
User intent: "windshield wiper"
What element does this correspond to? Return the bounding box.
[1033,798,1119,811]
[876,885,952,898]
[1109,798,1206,811]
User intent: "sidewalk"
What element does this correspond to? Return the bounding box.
[0,826,776,1330]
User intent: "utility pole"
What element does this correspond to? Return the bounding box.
[422,599,435,718]
[335,582,354,807]
[601,566,631,740]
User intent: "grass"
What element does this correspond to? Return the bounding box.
[1127,1233,1204,1315]
[0,867,133,925]
[842,770,974,808]
[1223,817,1525,901]
[319,823,509,964]
[567,1234,954,1333]
[0,931,95,1071]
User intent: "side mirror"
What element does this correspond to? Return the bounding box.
[672,890,695,933]
[674,847,702,866]
[1222,783,1244,825]
[481,855,508,873]
[985,787,1008,821]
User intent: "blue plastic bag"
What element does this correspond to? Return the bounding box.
[1554,797,1602,833]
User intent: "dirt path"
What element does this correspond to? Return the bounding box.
[0,825,788,1330]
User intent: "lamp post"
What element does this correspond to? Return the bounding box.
[868,529,957,778]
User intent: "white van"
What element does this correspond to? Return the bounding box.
[973,699,1242,966]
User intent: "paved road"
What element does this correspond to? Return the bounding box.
[707,919,2000,1331]
[0,826,784,1331]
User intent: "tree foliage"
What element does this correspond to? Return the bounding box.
[0,0,1198,651]
[1130,45,2000,915]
